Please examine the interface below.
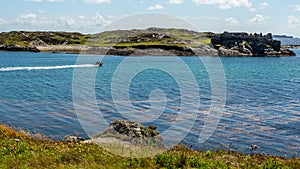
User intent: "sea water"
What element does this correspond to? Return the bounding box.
[0,50,299,157]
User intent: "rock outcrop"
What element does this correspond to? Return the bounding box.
[85,120,165,148]
[212,32,296,56]
[218,46,252,56]
[64,135,85,143]
[112,44,197,56]
[192,45,218,56]
[0,44,40,52]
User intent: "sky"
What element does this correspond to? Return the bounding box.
[0,0,300,37]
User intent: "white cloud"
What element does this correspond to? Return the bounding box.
[147,4,164,10]
[93,13,109,26]
[47,0,64,2]
[287,15,299,27]
[0,18,8,24]
[13,13,40,28]
[249,14,268,24]
[20,13,37,19]
[192,0,252,9]
[249,2,268,12]
[4,12,113,33]
[292,5,300,11]
[225,17,239,24]
[260,2,269,7]
[168,0,183,4]
[84,0,110,4]
[78,15,86,19]
[56,17,76,27]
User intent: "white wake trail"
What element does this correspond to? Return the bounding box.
[0,64,98,72]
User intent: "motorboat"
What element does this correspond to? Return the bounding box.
[94,61,103,67]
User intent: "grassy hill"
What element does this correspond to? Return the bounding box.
[0,28,213,48]
[0,31,88,46]
[0,28,294,56]
[87,28,213,47]
[0,124,299,169]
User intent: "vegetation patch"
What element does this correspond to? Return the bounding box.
[0,124,299,168]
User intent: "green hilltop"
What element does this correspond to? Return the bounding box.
[0,31,88,46]
[0,28,213,47]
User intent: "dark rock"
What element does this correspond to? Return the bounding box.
[94,120,164,148]
[218,46,252,56]
[64,135,84,143]
[0,44,40,52]
[212,31,295,56]
[111,44,196,56]
[106,48,135,56]
[250,144,260,151]
[279,47,296,56]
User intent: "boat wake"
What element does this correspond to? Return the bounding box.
[0,64,99,72]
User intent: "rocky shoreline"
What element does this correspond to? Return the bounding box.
[0,43,296,57]
[0,44,40,52]
[283,45,300,49]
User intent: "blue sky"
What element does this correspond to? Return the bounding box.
[0,0,300,37]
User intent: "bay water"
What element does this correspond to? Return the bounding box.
[0,50,299,157]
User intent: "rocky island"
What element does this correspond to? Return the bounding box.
[211,32,295,56]
[0,28,296,56]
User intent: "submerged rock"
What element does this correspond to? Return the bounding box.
[250,144,260,151]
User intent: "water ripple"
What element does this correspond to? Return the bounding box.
[0,52,300,157]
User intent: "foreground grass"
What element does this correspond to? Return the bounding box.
[0,124,299,169]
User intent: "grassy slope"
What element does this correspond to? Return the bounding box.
[0,31,88,46]
[0,124,299,169]
[87,28,212,47]
[0,28,212,48]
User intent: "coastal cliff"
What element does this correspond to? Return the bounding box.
[0,29,296,56]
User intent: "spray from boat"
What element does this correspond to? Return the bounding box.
[0,62,103,72]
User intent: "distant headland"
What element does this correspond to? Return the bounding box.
[0,28,296,56]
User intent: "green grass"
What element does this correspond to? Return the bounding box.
[0,28,213,49]
[198,38,211,45]
[0,31,87,46]
[85,28,213,47]
[114,42,186,48]
[0,124,299,169]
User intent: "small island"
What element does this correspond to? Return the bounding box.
[0,28,296,56]
[211,32,295,56]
